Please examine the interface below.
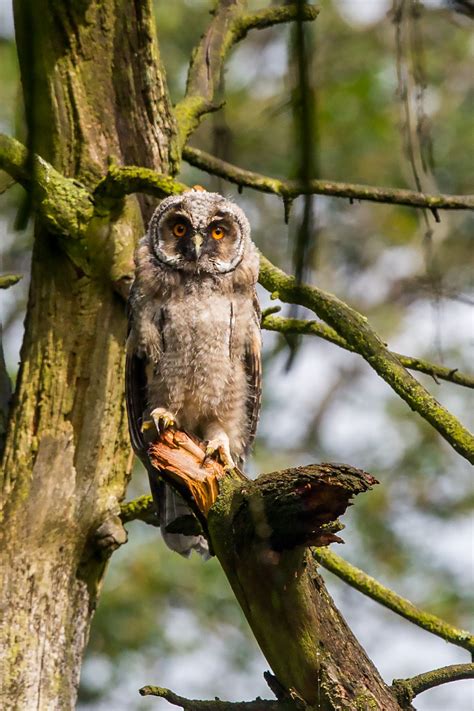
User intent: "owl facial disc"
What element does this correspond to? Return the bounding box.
[149,191,250,275]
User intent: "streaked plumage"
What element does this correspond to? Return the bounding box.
[126,189,262,556]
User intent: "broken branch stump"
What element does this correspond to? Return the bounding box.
[147,430,404,711]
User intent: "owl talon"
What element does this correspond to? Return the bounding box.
[203,441,235,471]
[141,408,176,436]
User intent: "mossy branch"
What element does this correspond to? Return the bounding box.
[262,313,474,389]
[233,4,319,43]
[120,494,158,526]
[0,274,23,290]
[93,165,188,213]
[183,145,474,212]
[0,133,94,239]
[175,3,319,150]
[313,548,474,654]
[392,664,474,708]
[259,256,474,463]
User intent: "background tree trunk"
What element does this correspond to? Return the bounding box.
[0,2,176,708]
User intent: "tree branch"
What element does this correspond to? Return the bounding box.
[139,686,284,711]
[122,495,474,655]
[175,3,319,150]
[262,313,474,389]
[392,664,474,708]
[233,5,319,43]
[0,133,94,239]
[259,256,474,463]
[313,548,474,654]
[183,145,474,212]
[0,275,22,290]
[120,494,158,526]
[93,165,188,213]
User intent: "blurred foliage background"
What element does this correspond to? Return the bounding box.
[0,1,472,709]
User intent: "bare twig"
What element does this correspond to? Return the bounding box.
[313,548,474,654]
[262,314,474,389]
[183,145,474,212]
[392,663,474,708]
[259,256,474,463]
[174,2,319,149]
[139,686,284,711]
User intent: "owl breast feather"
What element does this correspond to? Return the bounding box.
[156,291,250,430]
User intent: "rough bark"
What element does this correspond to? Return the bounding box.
[0,2,176,708]
[147,430,405,711]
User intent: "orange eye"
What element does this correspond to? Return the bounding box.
[172,222,187,238]
[211,226,225,240]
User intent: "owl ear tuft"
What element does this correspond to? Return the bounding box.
[192,184,206,192]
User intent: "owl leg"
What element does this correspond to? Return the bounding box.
[141,407,177,436]
[203,423,235,470]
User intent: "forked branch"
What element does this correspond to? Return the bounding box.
[174,2,319,149]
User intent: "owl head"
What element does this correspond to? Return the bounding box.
[148,189,251,274]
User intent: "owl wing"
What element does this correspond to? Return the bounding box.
[125,344,149,466]
[243,291,262,456]
[125,289,153,468]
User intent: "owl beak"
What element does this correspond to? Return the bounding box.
[192,233,204,260]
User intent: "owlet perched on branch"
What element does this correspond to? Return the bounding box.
[126,188,262,557]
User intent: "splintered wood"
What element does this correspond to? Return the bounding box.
[148,429,227,516]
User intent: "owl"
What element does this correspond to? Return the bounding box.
[126,188,262,557]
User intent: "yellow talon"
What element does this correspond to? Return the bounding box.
[141,409,176,436]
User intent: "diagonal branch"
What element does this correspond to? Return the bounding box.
[175,2,319,150]
[262,313,474,389]
[392,664,474,709]
[259,256,474,463]
[313,548,474,654]
[122,495,474,657]
[183,145,474,212]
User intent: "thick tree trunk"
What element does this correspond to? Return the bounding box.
[0,2,177,708]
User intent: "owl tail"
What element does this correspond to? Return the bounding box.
[158,483,209,558]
